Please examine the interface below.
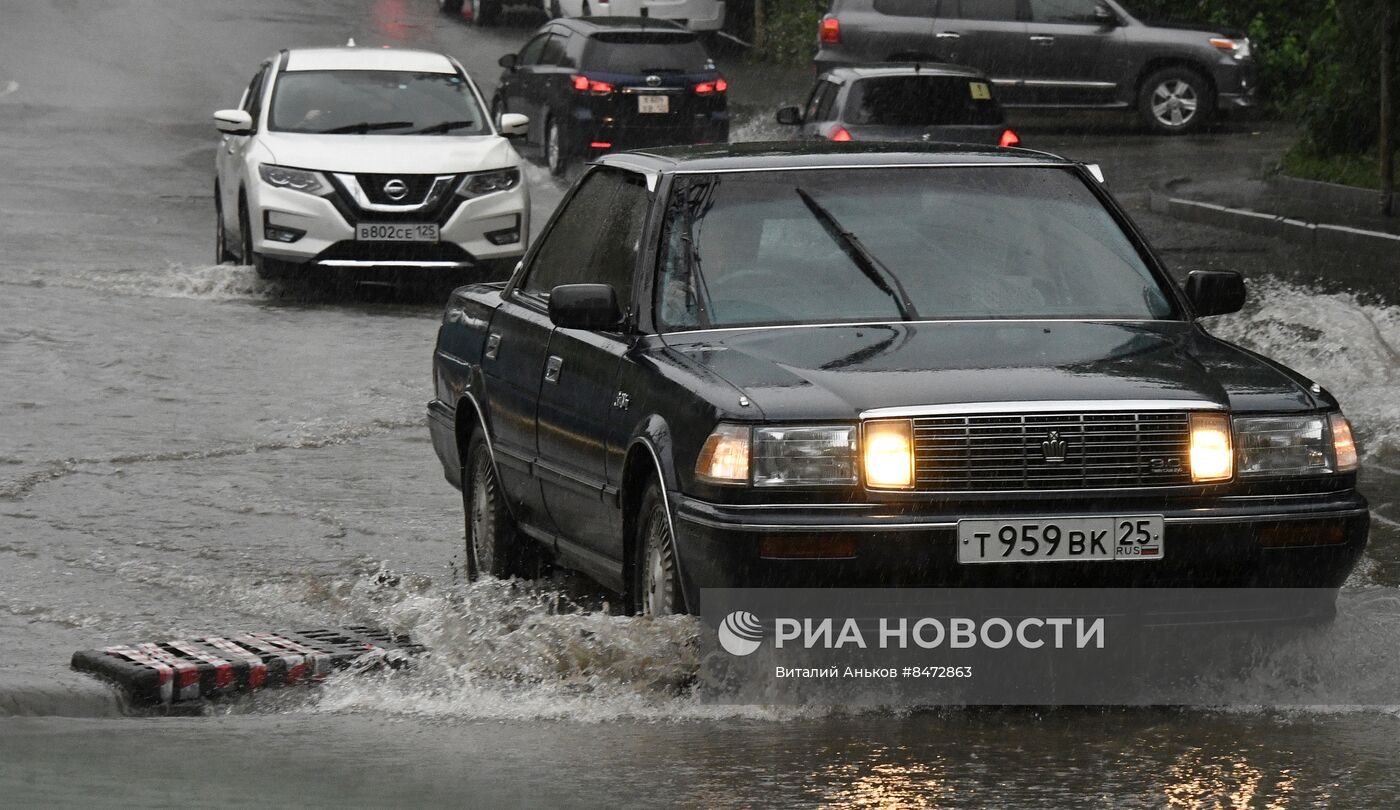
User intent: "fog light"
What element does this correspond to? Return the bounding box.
[263,214,305,243]
[696,423,750,484]
[863,419,913,489]
[1189,412,1233,482]
[485,219,521,245]
[759,536,857,559]
[1330,413,1358,472]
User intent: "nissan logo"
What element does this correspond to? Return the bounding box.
[645,74,662,87]
[383,179,408,201]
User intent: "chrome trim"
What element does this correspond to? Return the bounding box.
[1163,509,1370,524]
[316,260,474,268]
[860,400,1225,419]
[1022,79,1117,89]
[661,318,1182,337]
[332,173,456,212]
[455,391,506,491]
[669,161,1072,175]
[630,437,691,599]
[676,507,1369,533]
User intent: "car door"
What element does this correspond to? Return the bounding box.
[217,63,268,226]
[857,0,939,61]
[800,78,842,139]
[532,31,575,134]
[1023,0,1124,105]
[534,168,651,571]
[933,0,1031,104]
[502,33,550,141]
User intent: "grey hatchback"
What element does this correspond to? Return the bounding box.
[776,64,1019,147]
[814,0,1256,134]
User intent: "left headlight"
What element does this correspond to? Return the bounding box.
[1209,36,1251,61]
[1235,413,1359,476]
[258,164,326,195]
[695,423,859,487]
[458,167,520,198]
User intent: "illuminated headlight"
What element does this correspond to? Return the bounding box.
[752,426,857,487]
[1210,37,1251,60]
[695,423,751,484]
[258,164,326,195]
[863,419,914,489]
[1235,413,1359,476]
[1189,412,1233,482]
[458,167,520,198]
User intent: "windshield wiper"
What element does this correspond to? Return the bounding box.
[794,187,918,321]
[317,120,414,134]
[413,120,478,134]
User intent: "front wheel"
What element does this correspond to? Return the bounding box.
[215,186,235,264]
[631,482,686,616]
[1139,67,1214,135]
[545,116,569,177]
[464,433,534,580]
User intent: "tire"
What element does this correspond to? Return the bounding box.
[470,0,500,26]
[1139,66,1214,135]
[631,481,686,616]
[215,185,235,264]
[241,199,287,280]
[545,116,569,177]
[490,97,504,130]
[439,0,464,13]
[581,0,591,15]
[549,0,562,17]
[464,432,533,580]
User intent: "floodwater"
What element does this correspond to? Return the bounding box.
[2,0,1400,806]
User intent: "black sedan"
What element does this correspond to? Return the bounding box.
[427,143,1368,615]
[492,17,729,176]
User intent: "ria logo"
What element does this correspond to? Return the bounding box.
[1041,430,1068,463]
[717,611,764,656]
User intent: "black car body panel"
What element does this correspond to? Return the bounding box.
[428,144,1367,611]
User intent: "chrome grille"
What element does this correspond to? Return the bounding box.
[912,411,1194,491]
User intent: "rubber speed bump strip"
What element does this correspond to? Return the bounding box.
[71,626,420,706]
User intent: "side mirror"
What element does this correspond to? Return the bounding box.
[498,112,529,138]
[498,53,518,70]
[214,109,253,136]
[1185,270,1246,317]
[1093,4,1119,25]
[775,105,804,126]
[549,283,622,330]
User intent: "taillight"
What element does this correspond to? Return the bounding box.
[819,17,841,44]
[571,75,614,95]
[999,128,1021,147]
[695,77,728,95]
[830,126,852,142]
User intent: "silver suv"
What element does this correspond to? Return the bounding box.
[814,0,1256,134]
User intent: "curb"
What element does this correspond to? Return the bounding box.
[1267,174,1398,215]
[1148,190,1400,263]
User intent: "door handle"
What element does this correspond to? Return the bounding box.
[1029,35,1056,45]
[485,332,501,360]
[935,31,961,39]
[544,355,563,384]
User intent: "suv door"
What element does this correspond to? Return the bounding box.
[534,168,651,576]
[218,63,268,236]
[857,0,939,61]
[799,78,843,139]
[501,33,550,141]
[1023,0,1124,105]
[934,0,1031,104]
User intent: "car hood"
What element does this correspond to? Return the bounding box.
[662,321,1323,420]
[255,132,519,174]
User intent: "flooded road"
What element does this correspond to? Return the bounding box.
[2,0,1400,806]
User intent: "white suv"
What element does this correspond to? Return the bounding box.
[213,46,530,280]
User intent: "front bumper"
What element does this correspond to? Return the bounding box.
[671,490,1369,597]
[1213,59,1258,110]
[249,178,528,272]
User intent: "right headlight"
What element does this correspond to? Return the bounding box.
[695,423,859,487]
[457,167,520,198]
[1234,412,1358,476]
[258,164,326,195]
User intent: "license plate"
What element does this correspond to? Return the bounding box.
[637,95,669,114]
[957,516,1164,564]
[355,223,439,242]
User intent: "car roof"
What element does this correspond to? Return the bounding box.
[554,16,691,34]
[598,141,1072,175]
[822,63,989,81]
[282,47,457,74]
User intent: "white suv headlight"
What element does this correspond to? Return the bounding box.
[258,164,326,195]
[457,167,520,198]
[1235,413,1358,476]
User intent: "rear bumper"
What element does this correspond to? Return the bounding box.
[569,109,729,153]
[671,491,1369,597]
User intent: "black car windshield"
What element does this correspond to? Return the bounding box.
[844,76,1003,127]
[581,33,712,74]
[656,167,1177,330]
[269,70,488,135]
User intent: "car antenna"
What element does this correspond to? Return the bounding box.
[346,37,357,47]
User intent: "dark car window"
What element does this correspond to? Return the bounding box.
[268,70,488,135]
[1028,0,1103,23]
[946,0,1022,21]
[844,76,1003,126]
[520,169,644,301]
[519,33,550,66]
[656,167,1175,330]
[242,66,268,125]
[539,33,568,67]
[581,32,712,73]
[805,80,840,122]
[873,0,937,17]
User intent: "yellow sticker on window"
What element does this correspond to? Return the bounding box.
[969,82,992,100]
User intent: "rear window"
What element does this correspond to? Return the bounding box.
[581,32,713,74]
[843,76,1003,126]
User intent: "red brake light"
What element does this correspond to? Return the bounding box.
[571,75,613,95]
[695,78,728,95]
[716,77,728,92]
[819,17,841,44]
[999,128,1021,148]
[830,126,852,142]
